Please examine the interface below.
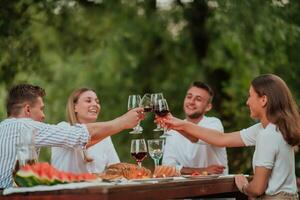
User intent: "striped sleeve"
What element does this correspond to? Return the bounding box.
[23,120,90,148]
[0,119,90,188]
[0,121,21,188]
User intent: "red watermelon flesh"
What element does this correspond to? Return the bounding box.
[14,162,98,187]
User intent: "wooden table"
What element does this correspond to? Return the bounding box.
[1,177,248,200]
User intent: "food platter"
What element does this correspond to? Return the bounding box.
[182,174,220,179]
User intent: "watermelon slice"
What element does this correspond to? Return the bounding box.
[14,165,40,187]
[14,162,99,187]
[82,173,98,182]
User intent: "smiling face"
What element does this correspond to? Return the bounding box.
[183,86,212,121]
[74,90,100,123]
[246,86,267,120]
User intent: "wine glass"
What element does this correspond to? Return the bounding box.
[128,95,143,134]
[130,139,148,167]
[140,93,152,113]
[151,93,164,131]
[147,139,164,167]
[154,98,170,138]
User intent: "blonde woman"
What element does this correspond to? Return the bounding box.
[51,88,120,173]
[159,74,300,199]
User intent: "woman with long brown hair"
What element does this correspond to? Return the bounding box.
[51,88,120,173]
[159,74,300,199]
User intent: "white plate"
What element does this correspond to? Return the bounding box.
[218,174,249,179]
[182,174,220,179]
[129,177,174,182]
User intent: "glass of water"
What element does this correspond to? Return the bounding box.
[147,139,164,167]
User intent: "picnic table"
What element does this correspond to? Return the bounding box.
[1,176,248,199]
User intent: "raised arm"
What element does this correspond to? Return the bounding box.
[161,115,245,147]
[86,107,144,146]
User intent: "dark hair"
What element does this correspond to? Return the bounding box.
[6,84,46,117]
[190,81,214,102]
[251,74,300,146]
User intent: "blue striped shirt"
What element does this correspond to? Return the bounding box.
[0,118,89,188]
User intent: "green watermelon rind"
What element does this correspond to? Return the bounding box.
[14,170,40,187]
[50,176,66,185]
[36,174,52,185]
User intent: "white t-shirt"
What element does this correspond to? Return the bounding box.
[240,123,297,195]
[51,122,120,173]
[162,116,228,174]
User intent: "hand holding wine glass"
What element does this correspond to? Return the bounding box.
[116,107,144,130]
[151,93,164,131]
[131,139,148,167]
[156,114,186,132]
[154,98,170,137]
[128,95,143,134]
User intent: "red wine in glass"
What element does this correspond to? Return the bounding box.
[140,94,152,113]
[151,93,164,131]
[155,99,171,138]
[155,109,169,117]
[131,152,148,162]
[131,139,148,167]
[143,106,152,112]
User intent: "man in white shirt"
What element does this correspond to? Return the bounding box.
[0,84,142,188]
[163,81,228,175]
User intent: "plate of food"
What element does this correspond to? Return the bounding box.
[129,177,174,182]
[182,173,220,179]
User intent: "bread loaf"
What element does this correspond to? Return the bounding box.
[97,163,180,181]
[153,165,180,178]
[97,163,151,181]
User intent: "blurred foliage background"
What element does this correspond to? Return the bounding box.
[1,0,300,175]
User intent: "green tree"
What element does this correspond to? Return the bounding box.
[0,0,299,173]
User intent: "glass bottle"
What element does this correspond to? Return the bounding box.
[13,128,38,178]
